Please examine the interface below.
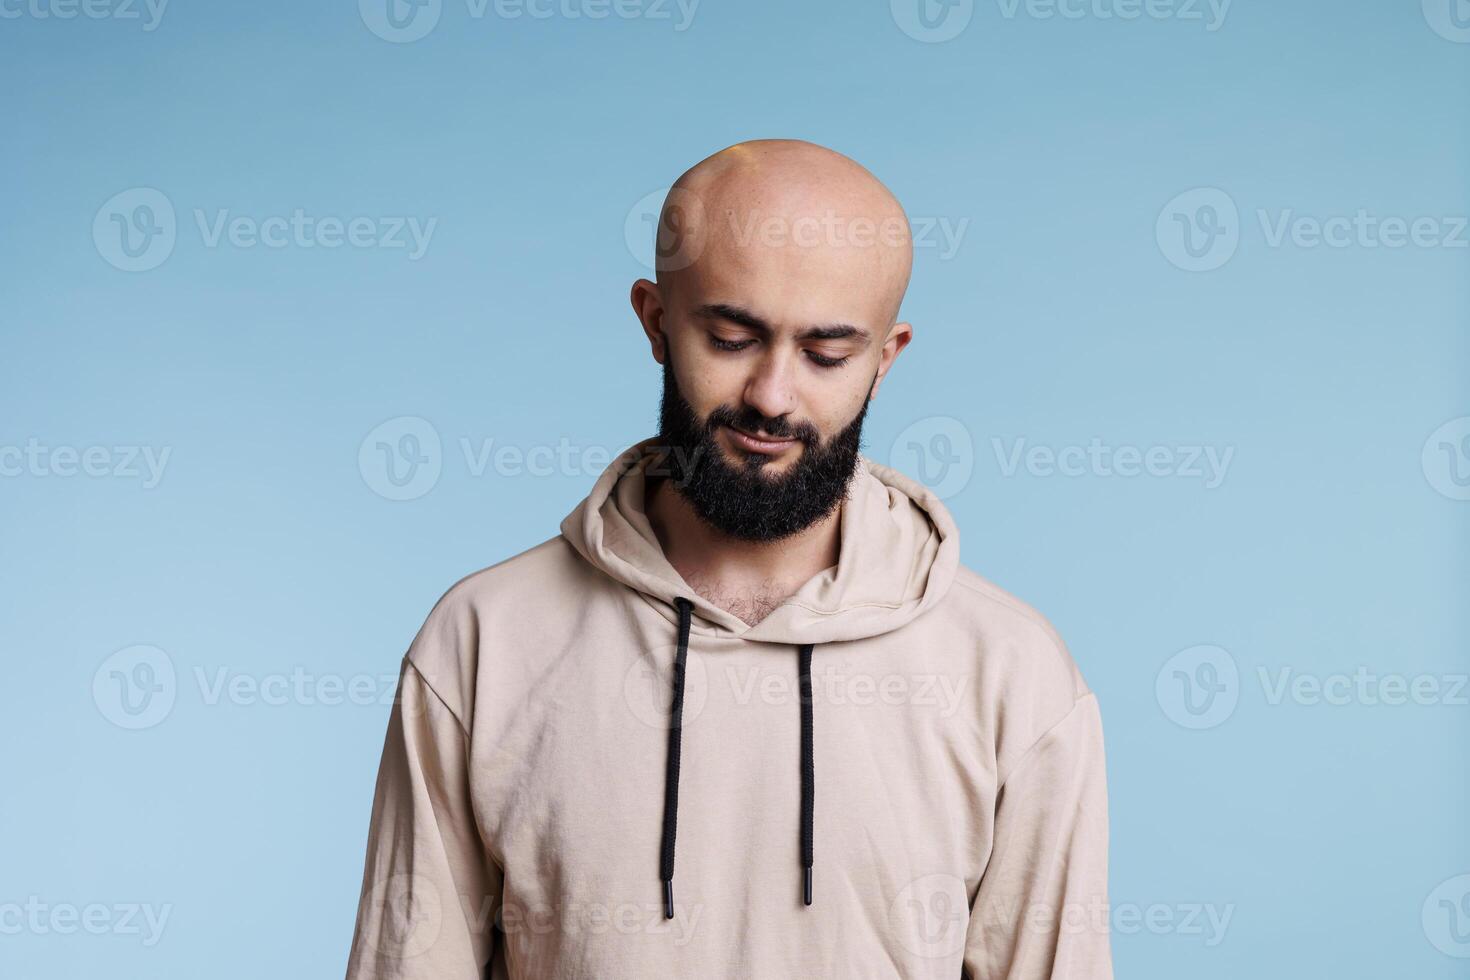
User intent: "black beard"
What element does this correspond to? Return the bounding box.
[654,355,870,543]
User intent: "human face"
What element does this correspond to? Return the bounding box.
[632,160,914,539]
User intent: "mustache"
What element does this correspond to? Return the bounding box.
[706,405,819,444]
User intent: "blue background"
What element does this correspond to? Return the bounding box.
[3,0,1467,976]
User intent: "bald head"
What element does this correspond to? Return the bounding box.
[654,140,913,325]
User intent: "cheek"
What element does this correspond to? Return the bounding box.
[672,343,737,413]
[815,385,871,436]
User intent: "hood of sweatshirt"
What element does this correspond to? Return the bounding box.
[559,434,962,646]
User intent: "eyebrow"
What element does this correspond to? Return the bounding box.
[693,303,871,344]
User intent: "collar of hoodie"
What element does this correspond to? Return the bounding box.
[559,435,961,648]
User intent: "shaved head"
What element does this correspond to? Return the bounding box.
[630,139,915,542]
[654,139,914,326]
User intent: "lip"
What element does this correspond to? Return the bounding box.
[725,425,799,454]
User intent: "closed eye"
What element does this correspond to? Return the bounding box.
[709,335,850,369]
[806,351,850,369]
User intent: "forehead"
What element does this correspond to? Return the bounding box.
[677,211,904,332]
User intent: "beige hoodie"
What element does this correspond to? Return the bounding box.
[345,436,1112,980]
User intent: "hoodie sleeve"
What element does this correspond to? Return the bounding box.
[344,657,502,980]
[963,692,1112,980]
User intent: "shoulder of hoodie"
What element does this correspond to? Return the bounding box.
[943,562,1097,751]
[400,532,587,730]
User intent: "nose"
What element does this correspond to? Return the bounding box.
[742,349,798,429]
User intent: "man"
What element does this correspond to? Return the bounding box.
[345,140,1112,979]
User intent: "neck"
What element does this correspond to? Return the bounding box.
[644,468,844,626]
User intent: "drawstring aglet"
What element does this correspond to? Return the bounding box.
[803,867,813,906]
[663,879,674,920]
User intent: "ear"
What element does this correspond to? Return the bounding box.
[869,320,913,400]
[629,278,669,363]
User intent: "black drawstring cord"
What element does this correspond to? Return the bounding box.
[798,642,815,907]
[660,596,816,918]
[660,596,694,920]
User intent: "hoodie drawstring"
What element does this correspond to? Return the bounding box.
[797,640,815,907]
[659,597,694,920]
[660,596,816,918]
